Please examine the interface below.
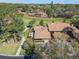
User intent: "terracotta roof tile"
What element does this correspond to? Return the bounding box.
[34,26,51,39]
[48,22,70,31]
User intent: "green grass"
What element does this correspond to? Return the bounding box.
[22,15,70,26]
[0,42,19,55]
[22,16,33,26]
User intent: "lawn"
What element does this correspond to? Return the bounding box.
[22,16,33,26]
[0,42,20,55]
[22,15,70,26]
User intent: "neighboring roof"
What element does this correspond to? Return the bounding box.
[72,28,79,39]
[3,16,12,25]
[74,28,79,34]
[28,11,48,18]
[70,26,79,34]
[48,22,70,31]
[4,15,12,21]
[34,26,51,39]
[28,13,35,16]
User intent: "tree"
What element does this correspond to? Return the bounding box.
[22,41,34,56]
[0,14,24,43]
[48,39,75,59]
[64,11,73,18]
[32,46,44,59]
[39,20,44,26]
[46,7,52,17]
[70,39,79,59]
[28,19,35,28]
[70,15,79,28]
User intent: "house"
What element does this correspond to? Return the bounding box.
[28,11,48,18]
[33,26,51,44]
[32,22,79,44]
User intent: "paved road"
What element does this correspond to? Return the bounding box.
[0,55,32,59]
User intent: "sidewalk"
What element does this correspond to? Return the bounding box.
[16,36,25,56]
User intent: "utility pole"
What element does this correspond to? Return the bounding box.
[51,1,53,9]
[50,1,54,17]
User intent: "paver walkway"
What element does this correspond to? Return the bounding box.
[16,27,28,56]
[16,36,25,56]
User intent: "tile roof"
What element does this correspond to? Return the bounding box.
[48,22,70,31]
[34,26,51,39]
[33,22,79,40]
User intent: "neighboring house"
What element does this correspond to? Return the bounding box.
[35,11,48,18]
[34,9,48,18]
[47,22,74,38]
[28,13,35,17]
[72,28,79,40]
[17,8,27,15]
[28,9,48,18]
[31,22,79,44]
[3,16,12,25]
[18,8,48,18]
[28,11,48,18]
